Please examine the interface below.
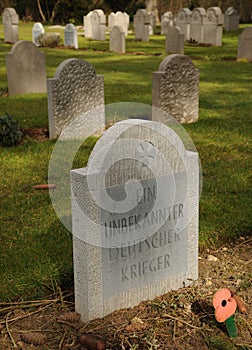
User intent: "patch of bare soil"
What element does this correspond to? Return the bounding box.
[0,237,251,350]
[21,128,49,142]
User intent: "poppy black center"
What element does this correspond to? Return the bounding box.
[221,300,227,307]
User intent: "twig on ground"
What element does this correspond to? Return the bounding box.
[5,312,18,348]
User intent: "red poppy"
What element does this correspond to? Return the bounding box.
[213,288,237,322]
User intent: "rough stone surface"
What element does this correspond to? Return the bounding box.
[84,9,106,41]
[237,27,252,61]
[189,7,206,43]
[203,7,223,46]
[64,23,78,49]
[110,25,126,54]
[175,8,191,41]
[161,11,173,35]
[2,7,19,43]
[71,119,199,321]
[134,9,150,42]
[32,22,45,46]
[6,40,46,96]
[152,54,199,124]
[165,26,184,54]
[224,7,239,31]
[47,58,104,139]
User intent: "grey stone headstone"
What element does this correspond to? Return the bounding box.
[134,9,150,42]
[161,11,173,35]
[108,11,129,35]
[47,58,105,139]
[110,26,126,54]
[32,22,45,46]
[6,40,47,96]
[237,27,252,61]
[224,7,239,31]
[175,8,191,41]
[64,23,78,49]
[84,9,106,41]
[165,25,184,54]
[71,118,199,321]
[203,7,223,46]
[2,7,19,43]
[189,7,206,43]
[152,54,199,124]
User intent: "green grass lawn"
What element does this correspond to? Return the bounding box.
[0,22,251,301]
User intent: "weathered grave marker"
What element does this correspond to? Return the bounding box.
[190,7,206,43]
[32,22,45,46]
[203,7,223,46]
[110,26,126,54]
[6,40,46,96]
[152,54,199,123]
[134,9,150,42]
[237,27,252,61]
[2,7,19,43]
[47,58,104,139]
[165,26,184,54]
[84,9,106,41]
[175,8,191,42]
[64,23,78,49]
[224,7,239,31]
[71,118,199,321]
[108,11,129,35]
[161,11,173,35]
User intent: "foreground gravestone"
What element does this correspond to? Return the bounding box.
[134,9,150,42]
[152,54,199,123]
[165,25,184,54]
[237,27,252,61]
[108,11,129,35]
[203,7,223,46]
[109,26,125,54]
[189,7,206,43]
[2,7,19,43]
[64,23,78,49]
[84,9,106,41]
[47,58,104,139]
[71,118,199,321]
[6,40,47,96]
[175,8,191,42]
[224,7,239,31]
[161,11,173,35]
[32,22,45,46]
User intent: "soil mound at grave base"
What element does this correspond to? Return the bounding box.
[0,237,251,349]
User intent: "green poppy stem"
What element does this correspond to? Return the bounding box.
[225,316,238,338]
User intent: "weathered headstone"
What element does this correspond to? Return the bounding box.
[237,27,252,61]
[224,7,239,31]
[6,40,47,96]
[108,11,129,35]
[149,13,156,35]
[189,7,206,43]
[32,22,45,46]
[71,118,199,321]
[110,26,126,54]
[161,11,173,35]
[203,7,223,46]
[64,23,78,49]
[84,9,106,41]
[134,9,150,42]
[175,8,191,42]
[152,54,199,123]
[2,7,19,44]
[165,26,184,54]
[47,58,105,139]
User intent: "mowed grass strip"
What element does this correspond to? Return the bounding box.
[0,23,251,300]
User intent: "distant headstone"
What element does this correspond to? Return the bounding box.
[152,54,199,123]
[71,118,199,321]
[149,13,156,35]
[224,7,239,31]
[32,22,45,46]
[189,7,206,43]
[161,11,173,35]
[108,11,129,35]
[203,7,223,46]
[165,26,184,54]
[64,23,78,49]
[134,9,150,42]
[84,9,106,41]
[175,8,191,41]
[6,40,46,96]
[47,58,105,139]
[2,7,19,43]
[237,27,252,61]
[110,26,126,54]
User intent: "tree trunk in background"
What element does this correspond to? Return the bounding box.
[239,0,252,22]
[37,0,46,22]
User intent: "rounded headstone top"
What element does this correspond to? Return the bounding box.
[206,7,223,24]
[54,58,96,80]
[2,7,19,24]
[158,54,194,72]
[9,40,41,54]
[225,7,237,15]
[177,8,192,18]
